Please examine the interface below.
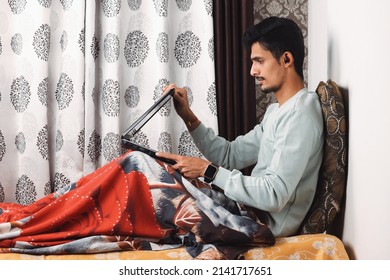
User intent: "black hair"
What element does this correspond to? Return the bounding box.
[242,17,305,80]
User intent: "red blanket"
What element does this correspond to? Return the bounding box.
[0,151,274,259]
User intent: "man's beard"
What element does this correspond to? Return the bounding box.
[260,85,276,94]
[258,79,280,94]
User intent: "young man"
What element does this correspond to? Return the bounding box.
[157,17,324,237]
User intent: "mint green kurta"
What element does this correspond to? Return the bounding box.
[190,88,324,237]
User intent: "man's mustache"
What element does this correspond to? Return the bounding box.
[255,77,265,84]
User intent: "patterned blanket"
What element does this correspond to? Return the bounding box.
[0,151,274,259]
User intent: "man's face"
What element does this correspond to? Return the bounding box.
[250,42,285,94]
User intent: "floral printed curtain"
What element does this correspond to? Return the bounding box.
[0,0,216,204]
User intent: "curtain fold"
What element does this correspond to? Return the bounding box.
[213,0,255,141]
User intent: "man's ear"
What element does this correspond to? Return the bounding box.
[282,52,293,66]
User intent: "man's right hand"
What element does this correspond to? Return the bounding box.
[156,151,210,180]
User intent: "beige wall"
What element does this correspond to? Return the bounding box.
[308,0,390,259]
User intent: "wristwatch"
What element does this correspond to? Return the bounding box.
[203,163,219,183]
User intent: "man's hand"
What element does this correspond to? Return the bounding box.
[164,84,199,129]
[156,151,209,179]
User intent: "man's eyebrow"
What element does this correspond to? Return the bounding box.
[251,56,264,61]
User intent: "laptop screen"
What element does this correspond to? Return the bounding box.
[121,88,174,140]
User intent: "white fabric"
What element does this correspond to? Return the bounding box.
[0,0,217,203]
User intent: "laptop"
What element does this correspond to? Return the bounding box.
[121,88,177,165]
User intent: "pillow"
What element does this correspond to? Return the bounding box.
[299,80,348,234]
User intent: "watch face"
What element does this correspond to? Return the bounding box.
[204,164,218,183]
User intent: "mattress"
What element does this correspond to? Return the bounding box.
[0,234,349,260]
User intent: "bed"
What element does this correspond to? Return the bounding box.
[0,80,348,260]
[0,234,348,260]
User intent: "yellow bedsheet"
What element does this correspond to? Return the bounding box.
[0,234,348,260]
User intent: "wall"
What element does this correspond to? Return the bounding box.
[308,0,390,259]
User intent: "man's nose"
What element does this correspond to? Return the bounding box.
[250,64,258,77]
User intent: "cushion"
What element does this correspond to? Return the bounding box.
[299,80,348,234]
